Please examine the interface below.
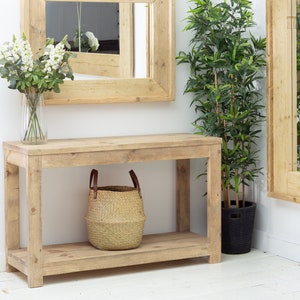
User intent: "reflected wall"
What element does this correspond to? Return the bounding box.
[46,2,120,54]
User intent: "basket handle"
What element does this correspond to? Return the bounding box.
[89,169,98,199]
[129,169,142,197]
[89,169,142,199]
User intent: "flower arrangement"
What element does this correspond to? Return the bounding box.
[74,29,99,52]
[0,34,75,144]
[0,34,74,94]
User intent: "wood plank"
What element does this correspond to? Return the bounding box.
[3,134,222,156]
[40,145,213,168]
[119,3,134,78]
[69,53,120,77]
[4,150,27,169]
[8,233,209,277]
[176,160,190,232]
[151,0,175,98]
[4,158,20,272]
[207,145,222,263]
[26,156,43,287]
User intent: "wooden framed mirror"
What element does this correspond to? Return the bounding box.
[267,0,300,203]
[20,0,175,105]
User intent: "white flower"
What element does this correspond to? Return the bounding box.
[0,34,74,94]
[43,41,66,75]
[0,37,34,74]
[85,31,99,51]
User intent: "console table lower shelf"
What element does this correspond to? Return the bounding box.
[8,232,210,277]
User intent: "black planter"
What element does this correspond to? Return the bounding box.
[221,200,256,254]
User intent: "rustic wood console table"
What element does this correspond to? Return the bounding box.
[3,133,221,288]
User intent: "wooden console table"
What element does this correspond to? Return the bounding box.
[3,133,221,288]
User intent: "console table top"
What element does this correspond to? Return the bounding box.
[3,133,221,155]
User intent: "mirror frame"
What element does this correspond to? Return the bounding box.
[267,0,300,203]
[20,0,175,105]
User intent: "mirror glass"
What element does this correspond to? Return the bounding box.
[297,0,300,170]
[21,0,175,104]
[46,1,148,79]
[46,2,120,54]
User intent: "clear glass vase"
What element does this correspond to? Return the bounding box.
[21,91,47,144]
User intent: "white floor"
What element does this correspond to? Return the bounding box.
[0,249,300,299]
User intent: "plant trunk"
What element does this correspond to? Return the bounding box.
[235,169,239,208]
[223,186,231,208]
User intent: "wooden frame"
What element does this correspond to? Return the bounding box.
[21,0,175,104]
[267,0,300,202]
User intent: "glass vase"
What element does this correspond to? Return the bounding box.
[21,91,47,144]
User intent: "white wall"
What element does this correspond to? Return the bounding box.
[0,0,300,273]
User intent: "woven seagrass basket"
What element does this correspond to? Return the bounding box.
[85,169,146,250]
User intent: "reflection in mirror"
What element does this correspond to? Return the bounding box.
[46,1,135,78]
[45,2,147,79]
[46,2,120,54]
[297,0,300,169]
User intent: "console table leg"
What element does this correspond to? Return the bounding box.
[26,157,43,287]
[207,145,221,263]
[4,159,20,272]
[176,159,190,232]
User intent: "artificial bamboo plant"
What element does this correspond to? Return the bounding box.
[177,0,266,209]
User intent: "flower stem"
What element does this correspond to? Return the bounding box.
[22,92,47,144]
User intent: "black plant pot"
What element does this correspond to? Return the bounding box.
[221,200,256,254]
